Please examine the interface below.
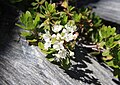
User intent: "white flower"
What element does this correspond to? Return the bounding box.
[64,33,74,42]
[43,31,51,42]
[65,24,71,32]
[53,41,64,51]
[51,34,56,38]
[38,32,42,36]
[65,24,77,33]
[69,50,74,56]
[62,29,67,33]
[52,25,63,33]
[56,33,61,40]
[44,41,51,50]
[53,49,68,59]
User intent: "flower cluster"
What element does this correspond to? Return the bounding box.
[42,21,78,59]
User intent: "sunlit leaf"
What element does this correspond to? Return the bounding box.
[61,1,68,8]
[38,42,44,50]
[102,49,110,56]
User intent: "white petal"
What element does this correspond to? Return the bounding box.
[62,29,67,33]
[44,41,51,50]
[58,49,67,59]
[70,51,74,56]
[52,25,63,33]
[53,54,61,58]
[51,34,56,38]
[43,32,51,42]
[53,41,60,50]
[53,41,64,51]
[59,41,64,50]
[56,33,61,40]
[64,33,74,42]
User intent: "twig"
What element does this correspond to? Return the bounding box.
[81,43,96,48]
[78,43,105,52]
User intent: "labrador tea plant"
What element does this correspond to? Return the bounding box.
[16,0,120,77]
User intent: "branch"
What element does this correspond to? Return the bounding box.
[78,43,105,52]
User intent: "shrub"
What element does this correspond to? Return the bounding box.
[16,0,120,77]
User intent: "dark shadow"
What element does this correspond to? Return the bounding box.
[75,0,100,8]
[112,78,120,85]
[111,67,120,84]
[0,0,19,53]
[65,46,101,85]
[0,1,19,84]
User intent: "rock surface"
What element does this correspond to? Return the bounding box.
[89,0,120,24]
[0,0,120,85]
[0,27,119,85]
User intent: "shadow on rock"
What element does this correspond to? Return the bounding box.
[75,0,100,8]
[65,46,101,85]
[111,68,120,84]
[0,0,19,53]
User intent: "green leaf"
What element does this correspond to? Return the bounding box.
[19,11,35,30]
[102,49,110,56]
[46,54,55,62]
[47,57,54,62]
[61,15,68,25]
[43,25,50,31]
[106,37,114,47]
[21,31,32,37]
[94,19,102,27]
[41,50,48,54]
[46,48,56,54]
[33,14,40,27]
[61,1,68,8]
[61,57,71,70]
[106,60,114,67]
[51,38,56,44]
[38,13,45,18]
[39,0,46,5]
[105,37,117,48]
[38,42,55,54]
[31,2,37,6]
[19,13,26,25]
[102,55,113,61]
[26,11,32,19]
[114,34,120,40]
[38,42,44,50]
[91,32,99,42]
[106,60,119,68]
[117,51,120,61]
[69,6,75,11]
[99,41,105,48]
[45,1,48,8]
[73,13,81,22]
[28,39,37,43]
[16,23,26,29]
[90,52,100,55]
[36,0,39,2]
[26,12,34,30]
[99,25,116,39]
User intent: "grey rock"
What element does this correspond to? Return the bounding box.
[0,26,119,85]
[0,19,119,85]
[0,1,120,85]
[89,0,120,24]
